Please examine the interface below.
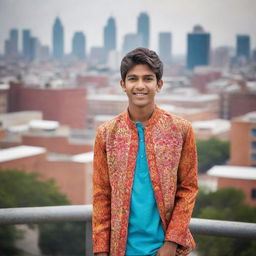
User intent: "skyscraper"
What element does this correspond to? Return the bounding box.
[137,12,150,48]
[122,33,143,55]
[30,37,39,60]
[10,29,18,55]
[236,35,250,60]
[158,32,172,66]
[22,29,31,59]
[72,32,86,60]
[187,25,210,70]
[52,17,64,59]
[4,29,19,59]
[104,17,116,53]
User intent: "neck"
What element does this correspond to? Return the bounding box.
[128,104,155,125]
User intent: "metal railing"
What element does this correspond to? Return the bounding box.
[1,205,256,255]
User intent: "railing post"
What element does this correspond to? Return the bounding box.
[86,220,93,255]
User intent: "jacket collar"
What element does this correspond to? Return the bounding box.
[120,105,162,129]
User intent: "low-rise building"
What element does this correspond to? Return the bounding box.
[192,119,230,140]
[207,165,256,206]
[230,111,256,166]
[0,145,93,204]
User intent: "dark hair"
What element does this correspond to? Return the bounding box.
[120,47,163,82]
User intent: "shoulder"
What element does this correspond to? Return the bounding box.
[157,107,193,137]
[96,112,126,140]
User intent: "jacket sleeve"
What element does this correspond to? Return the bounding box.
[92,127,111,254]
[165,123,198,253]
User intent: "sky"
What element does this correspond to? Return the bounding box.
[0,0,255,55]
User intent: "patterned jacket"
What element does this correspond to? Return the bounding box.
[92,106,198,256]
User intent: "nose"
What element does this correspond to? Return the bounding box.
[135,79,146,90]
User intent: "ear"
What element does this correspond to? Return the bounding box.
[157,79,163,92]
[120,80,126,92]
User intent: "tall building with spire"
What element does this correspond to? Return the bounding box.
[52,17,64,59]
[158,32,172,66]
[187,25,210,70]
[137,12,150,48]
[104,17,116,53]
[72,32,86,60]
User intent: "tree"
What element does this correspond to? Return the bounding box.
[196,138,230,173]
[193,188,256,256]
[0,169,85,256]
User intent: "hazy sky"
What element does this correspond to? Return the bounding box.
[0,0,255,55]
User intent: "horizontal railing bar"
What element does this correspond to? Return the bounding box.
[0,205,256,239]
[190,218,256,239]
[0,205,92,224]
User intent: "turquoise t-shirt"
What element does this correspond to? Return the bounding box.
[125,122,165,256]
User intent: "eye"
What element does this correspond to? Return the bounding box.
[128,77,136,81]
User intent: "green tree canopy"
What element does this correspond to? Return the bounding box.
[0,169,85,256]
[193,188,256,256]
[196,138,230,174]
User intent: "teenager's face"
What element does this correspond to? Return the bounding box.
[120,64,163,109]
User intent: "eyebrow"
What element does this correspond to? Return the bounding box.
[127,74,155,77]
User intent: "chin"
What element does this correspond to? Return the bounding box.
[133,102,150,108]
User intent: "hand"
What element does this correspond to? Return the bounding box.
[156,241,177,256]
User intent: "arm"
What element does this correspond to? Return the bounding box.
[92,128,111,255]
[165,124,198,250]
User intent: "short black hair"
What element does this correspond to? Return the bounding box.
[120,47,163,82]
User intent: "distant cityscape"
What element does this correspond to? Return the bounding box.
[1,12,255,70]
[1,6,256,255]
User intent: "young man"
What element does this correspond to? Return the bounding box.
[93,48,198,256]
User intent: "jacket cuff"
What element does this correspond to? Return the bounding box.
[93,233,110,254]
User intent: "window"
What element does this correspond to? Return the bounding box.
[252,153,256,161]
[251,189,256,199]
[251,128,256,137]
[252,141,256,149]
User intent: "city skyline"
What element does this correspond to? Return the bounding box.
[0,0,255,55]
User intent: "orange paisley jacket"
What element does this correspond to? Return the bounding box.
[92,106,198,256]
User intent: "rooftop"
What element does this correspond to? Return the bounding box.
[207,165,256,180]
[235,111,256,123]
[160,104,207,115]
[0,145,46,163]
[192,119,231,134]
[94,115,116,122]
[71,152,94,163]
[29,120,59,130]
[87,92,219,102]
[158,94,219,102]
[87,94,127,101]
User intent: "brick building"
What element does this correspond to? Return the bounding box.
[230,111,256,166]
[77,75,109,88]
[8,82,87,129]
[0,145,93,204]
[225,90,256,119]
[208,166,256,206]
[190,70,222,93]
[0,84,9,114]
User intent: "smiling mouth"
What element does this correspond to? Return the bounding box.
[133,92,148,96]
